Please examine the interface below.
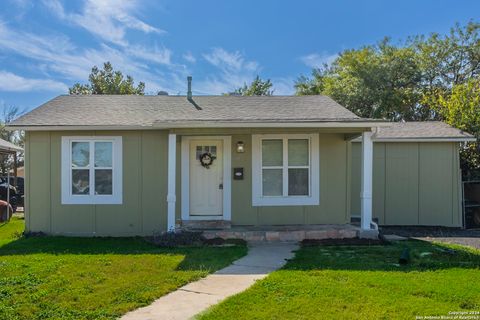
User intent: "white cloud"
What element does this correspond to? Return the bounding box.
[0,22,177,93]
[300,52,338,69]
[182,52,196,63]
[42,0,165,45]
[126,45,172,65]
[9,0,33,9]
[0,15,294,97]
[203,47,257,72]
[197,48,260,94]
[0,70,67,92]
[271,77,295,95]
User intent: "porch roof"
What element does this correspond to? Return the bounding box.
[352,121,475,142]
[0,138,23,153]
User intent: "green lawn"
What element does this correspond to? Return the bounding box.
[0,217,247,320]
[200,240,480,320]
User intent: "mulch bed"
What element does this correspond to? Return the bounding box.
[147,231,247,247]
[380,226,480,238]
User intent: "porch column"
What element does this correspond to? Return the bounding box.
[360,131,373,231]
[167,133,177,232]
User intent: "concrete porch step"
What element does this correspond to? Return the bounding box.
[201,224,360,242]
[180,219,232,230]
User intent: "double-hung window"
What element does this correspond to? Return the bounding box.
[61,136,123,204]
[252,134,319,206]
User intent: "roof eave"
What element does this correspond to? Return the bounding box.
[0,147,23,153]
[352,137,476,143]
[7,120,392,131]
[152,120,391,129]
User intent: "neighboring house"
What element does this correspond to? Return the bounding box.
[8,91,474,237]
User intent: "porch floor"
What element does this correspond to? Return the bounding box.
[198,224,360,242]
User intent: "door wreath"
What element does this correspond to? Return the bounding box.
[199,152,216,169]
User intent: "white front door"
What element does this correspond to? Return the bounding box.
[189,140,223,216]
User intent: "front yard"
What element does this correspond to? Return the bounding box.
[3,217,480,320]
[200,240,480,320]
[0,217,247,320]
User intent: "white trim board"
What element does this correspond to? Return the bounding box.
[352,138,475,143]
[251,133,320,206]
[167,134,177,231]
[181,136,232,221]
[61,136,123,205]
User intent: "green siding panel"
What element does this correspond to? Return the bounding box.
[141,131,168,234]
[27,128,464,236]
[418,143,455,226]
[350,143,361,217]
[27,131,51,233]
[26,129,354,235]
[231,134,257,225]
[385,143,419,225]
[305,134,348,224]
[350,141,462,227]
[372,143,386,224]
[27,130,169,236]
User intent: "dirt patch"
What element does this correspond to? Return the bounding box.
[380,226,480,250]
[416,237,480,250]
[202,237,247,246]
[23,231,47,238]
[380,226,480,238]
[301,237,388,246]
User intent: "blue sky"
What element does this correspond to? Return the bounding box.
[0,0,478,112]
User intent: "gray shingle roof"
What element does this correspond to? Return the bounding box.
[10,95,365,128]
[11,96,471,140]
[374,121,475,141]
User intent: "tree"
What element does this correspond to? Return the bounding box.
[295,21,480,169]
[296,40,423,121]
[432,78,480,172]
[295,22,480,121]
[416,22,480,172]
[415,22,480,90]
[69,62,145,95]
[294,68,326,96]
[230,76,274,96]
[415,21,480,118]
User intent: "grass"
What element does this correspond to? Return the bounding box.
[0,217,247,320]
[200,240,480,320]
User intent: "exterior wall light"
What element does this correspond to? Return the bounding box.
[236,141,245,153]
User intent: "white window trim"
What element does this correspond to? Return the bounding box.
[61,136,123,205]
[252,133,319,206]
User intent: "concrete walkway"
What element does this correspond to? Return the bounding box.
[120,243,298,320]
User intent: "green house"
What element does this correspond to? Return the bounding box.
[8,92,474,238]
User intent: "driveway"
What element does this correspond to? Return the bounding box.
[381,226,480,250]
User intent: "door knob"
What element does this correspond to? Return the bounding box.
[219,183,223,190]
